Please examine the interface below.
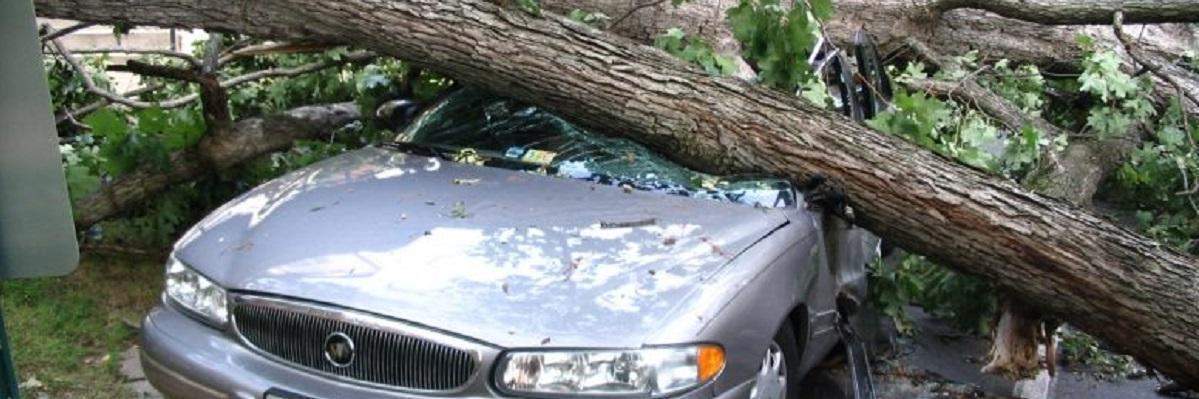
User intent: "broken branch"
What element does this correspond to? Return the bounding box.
[1113,11,1199,111]
[47,33,167,109]
[39,21,95,42]
[56,50,375,121]
[73,102,361,229]
[50,47,202,68]
[217,41,339,64]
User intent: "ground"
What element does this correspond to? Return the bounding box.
[2,253,163,398]
[799,306,1178,399]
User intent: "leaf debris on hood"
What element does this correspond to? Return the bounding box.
[450,201,471,218]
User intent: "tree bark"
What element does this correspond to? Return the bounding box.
[34,0,1199,387]
[72,103,359,229]
[541,0,742,53]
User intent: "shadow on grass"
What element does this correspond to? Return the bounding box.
[1,252,165,397]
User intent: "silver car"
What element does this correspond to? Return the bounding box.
[140,88,880,399]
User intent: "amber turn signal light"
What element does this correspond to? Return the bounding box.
[697,344,726,382]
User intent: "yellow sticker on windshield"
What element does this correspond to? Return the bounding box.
[452,148,485,165]
[521,149,557,165]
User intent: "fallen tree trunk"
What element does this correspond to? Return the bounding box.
[35,0,1199,387]
[72,103,359,229]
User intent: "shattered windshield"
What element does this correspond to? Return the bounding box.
[394,88,795,208]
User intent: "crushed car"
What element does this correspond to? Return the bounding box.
[140,32,892,399]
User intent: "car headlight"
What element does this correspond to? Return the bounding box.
[164,255,228,327]
[495,345,724,397]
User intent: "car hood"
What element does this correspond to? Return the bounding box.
[175,147,790,348]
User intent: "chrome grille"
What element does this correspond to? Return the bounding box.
[231,295,478,391]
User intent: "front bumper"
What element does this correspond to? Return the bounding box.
[141,304,754,399]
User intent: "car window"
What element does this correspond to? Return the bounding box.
[395,88,796,208]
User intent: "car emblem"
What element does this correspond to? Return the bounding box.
[323,332,355,368]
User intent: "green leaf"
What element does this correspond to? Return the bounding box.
[135,107,168,134]
[1135,210,1154,227]
[1075,33,1095,50]
[161,109,205,151]
[111,22,134,37]
[516,0,541,16]
[809,0,834,21]
[1086,107,1132,139]
[83,108,128,141]
[799,78,831,108]
[568,9,610,27]
[725,0,819,90]
[715,55,738,76]
[64,164,100,203]
[1157,126,1186,149]
[654,28,736,76]
[358,73,391,92]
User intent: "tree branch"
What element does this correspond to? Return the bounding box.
[201,32,222,73]
[902,37,1141,207]
[72,102,361,229]
[39,21,95,42]
[217,41,339,64]
[115,59,233,129]
[220,50,376,87]
[57,51,376,121]
[931,0,1199,25]
[50,47,203,68]
[112,59,200,81]
[47,34,168,109]
[906,78,1067,140]
[1113,11,1199,111]
[55,85,162,124]
[608,0,667,30]
[901,38,1069,178]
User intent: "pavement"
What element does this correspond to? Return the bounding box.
[119,306,1188,399]
[120,346,162,399]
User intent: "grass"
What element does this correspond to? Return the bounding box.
[1,253,165,398]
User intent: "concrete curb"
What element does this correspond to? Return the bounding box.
[120,346,162,399]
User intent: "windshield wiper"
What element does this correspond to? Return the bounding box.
[383,141,554,173]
